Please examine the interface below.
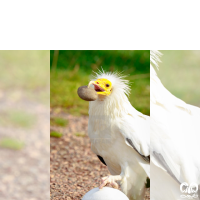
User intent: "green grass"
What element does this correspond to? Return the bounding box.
[50,117,68,127]
[146,177,150,188]
[0,110,36,128]
[50,69,90,116]
[50,131,63,138]
[158,51,200,107]
[128,75,150,115]
[0,138,24,150]
[74,132,86,137]
[50,50,150,116]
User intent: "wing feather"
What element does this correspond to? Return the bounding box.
[126,138,150,162]
[150,50,200,185]
[118,112,150,161]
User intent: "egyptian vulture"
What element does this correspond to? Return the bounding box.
[87,70,150,200]
[150,50,200,200]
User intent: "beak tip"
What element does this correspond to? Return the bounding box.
[88,81,94,88]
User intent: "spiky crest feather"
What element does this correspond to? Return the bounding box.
[150,50,162,69]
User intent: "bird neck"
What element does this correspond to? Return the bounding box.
[89,93,131,118]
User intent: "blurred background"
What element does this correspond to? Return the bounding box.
[50,50,150,115]
[0,51,50,200]
[158,50,200,107]
[50,50,150,200]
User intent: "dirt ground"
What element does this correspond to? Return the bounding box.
[50,110,150,200]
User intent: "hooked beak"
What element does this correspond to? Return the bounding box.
[88,81,105,93]
[88,81,95,88]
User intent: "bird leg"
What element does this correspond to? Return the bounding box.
[99,175,122,189]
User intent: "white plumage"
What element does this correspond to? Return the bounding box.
[88,71,150,200]
[150,50,200,200]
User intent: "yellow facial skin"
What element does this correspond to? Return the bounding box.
[88,78,112,96]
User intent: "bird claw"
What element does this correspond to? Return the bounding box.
[99,175,119,189]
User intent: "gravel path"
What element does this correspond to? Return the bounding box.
[50,110,150,200]
[0,90,50,200]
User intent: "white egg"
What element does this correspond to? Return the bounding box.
[82,187,129,200]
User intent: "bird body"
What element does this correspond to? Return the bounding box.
[88,71,150,200]
[150,50,200,200]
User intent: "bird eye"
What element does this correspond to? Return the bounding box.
[106,84,110,87]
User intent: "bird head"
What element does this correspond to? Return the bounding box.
[88,78,112,96]
[88,70,130,100]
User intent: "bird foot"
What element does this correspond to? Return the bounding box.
[99,175,121,189]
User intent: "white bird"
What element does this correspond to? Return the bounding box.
[87,70,150,200]
[150,50,200,200]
